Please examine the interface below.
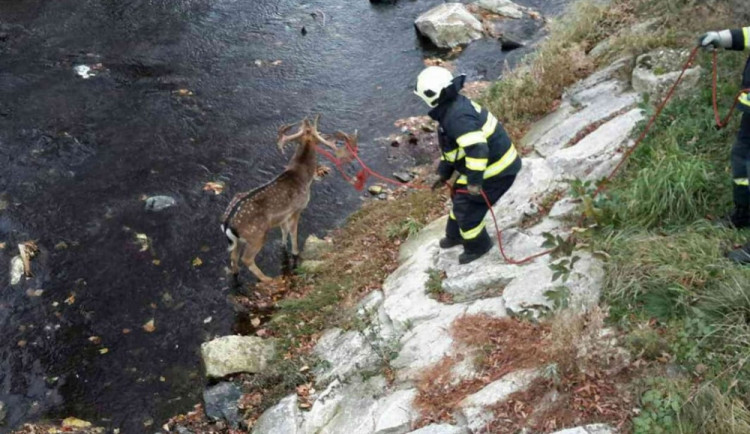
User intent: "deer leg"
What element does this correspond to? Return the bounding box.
[229,241,242,287]
[240,234,273,283]
[290,211,302,268]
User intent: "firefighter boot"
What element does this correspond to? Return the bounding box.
[459,230,492,265]
[719,206,750,229]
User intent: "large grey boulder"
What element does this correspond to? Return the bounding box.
[374,388,419,433]
[632,48,702,103]
[455,369,540,431]
[547,108,646,182]
[252,395,302,434]
[301,377,387,434]
[313,328,380,385]
[476,0,527,19]
[201,335,275,378]
[415,3,484,48]
[203,382,243,428]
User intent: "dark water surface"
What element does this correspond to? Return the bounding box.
[0,0,567,431]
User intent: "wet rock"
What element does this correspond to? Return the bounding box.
[632,48,702,103]
[476,0,527,19]
[547,108,646,181]
[378,193,389,201]
[393,172,413,183]
[203,382,242,428]
[144,195,177,212]
[10,255,26,286]
[408,425,468,434]
[455,369,539,431]
[176,427,194,434]
[0,401,5,425]
[301,235,333,261]
[313,328,380,385]
[252,395,302,434]
[201,335,275,378]
[369,185,384,195]
[550,425,616,434]
[415,3,484,49]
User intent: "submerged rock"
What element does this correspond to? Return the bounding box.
[144,195,177,212]
[415,3,484,49]
[10,255,24,285]
[0,401,5,425]
[201,335,275,378]
[632,48,702,103]
[203,382,243,428]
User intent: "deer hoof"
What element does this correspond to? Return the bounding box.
[231,273,241,288]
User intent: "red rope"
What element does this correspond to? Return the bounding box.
[316,46,739,265]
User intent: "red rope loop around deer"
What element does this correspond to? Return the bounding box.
[315,46,737,265]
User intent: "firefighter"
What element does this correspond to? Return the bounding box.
[414,66,522,264]
[699,27,750,263]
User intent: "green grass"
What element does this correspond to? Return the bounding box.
[588,45,750,434]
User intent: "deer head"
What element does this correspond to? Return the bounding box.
[333,130,358,164]
[276,115,340,155]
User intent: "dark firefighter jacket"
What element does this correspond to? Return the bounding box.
[429,75,521,187]
[727,27,750,112]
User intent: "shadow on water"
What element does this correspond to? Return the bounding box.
[0,0,568,431]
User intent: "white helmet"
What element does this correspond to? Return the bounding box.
[414,66,454,107]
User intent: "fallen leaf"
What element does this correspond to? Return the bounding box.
[88,336,102,345]
[251,317,261,327]
[152,259,161,266]
[18,340,27,347]
[271,60,282,66]
[160,376,166,382]
[299,365,310,373]
[122,328,132,334]
[143,319,156,333]
[64,293,76,305]
[26,289,44,297]
[0,242,6,249]
[202,182,225,195]
[62,417,92,429]
[135,233,150,252]
[55,241,69,250]
[203,316,213,324]
[174,89,193,96]
[99,348,109,355]
[192,257,203,267]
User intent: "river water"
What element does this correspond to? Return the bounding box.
[0,0,567,431]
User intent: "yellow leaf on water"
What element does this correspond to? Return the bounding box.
[122,328,132,334]
[99,348,109,355]
[88,336,102,345]
[143,319,156,333]
[62,417,92,429]
[192,257,203,267]
[152,259,161,266]
[64,293,76,305]
[160,376,166,382]
[202,182,225,195]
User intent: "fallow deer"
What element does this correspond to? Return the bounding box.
[221,115,356,284]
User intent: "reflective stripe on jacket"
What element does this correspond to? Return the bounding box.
[429,79,521,186]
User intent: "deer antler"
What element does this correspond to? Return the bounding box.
[334,130,358,163]
[309,114,338,150]
[277,119,306,154]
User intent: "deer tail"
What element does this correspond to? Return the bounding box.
[221,223,240,252]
